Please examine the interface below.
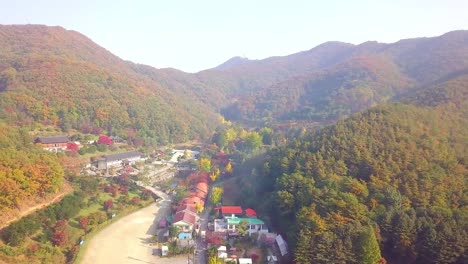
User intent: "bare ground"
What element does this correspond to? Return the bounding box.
[79,191,187,264]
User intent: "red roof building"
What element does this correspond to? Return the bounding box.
[182,196,205,207]
[220,206,243,217]
[195,182,208,194]
[245,208,257,218]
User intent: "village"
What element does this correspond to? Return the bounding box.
[33,134,288,264]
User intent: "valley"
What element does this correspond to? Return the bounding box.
[0,25,466,264]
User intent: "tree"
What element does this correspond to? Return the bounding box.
[210,187,223,205]
[356,226,381,264]
[104,199,114,211]
[236,220,249,236]
[244,131,262,152]
[97,135,112,145]
[169,225,180,238]
[199,157,212,173]
[66,142,79,151]
[131,196,141,205]
[210,168,220,181]
[79,216,89,231]
[225,161,233,175]
[51,230,68,246]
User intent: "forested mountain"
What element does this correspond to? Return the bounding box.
[0,25,219,144]
[218,30,468,125]
[250,78,467,263]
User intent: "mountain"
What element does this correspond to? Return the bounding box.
[249,80,467,263]
[215,56,250,70]
[0,25,220,144]
[216,30,468,125]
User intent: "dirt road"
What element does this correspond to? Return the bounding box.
[79,191,186,264]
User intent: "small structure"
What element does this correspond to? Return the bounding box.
[239,258,253,264]
[276,234,288,256]
[35,136,69,152]
[267,255,278,263]
[159,218,168,228]
[218,245,227,259]
[161,245,168,256]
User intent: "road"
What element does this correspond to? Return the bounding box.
[79,150,199,264]
[80,189,176,264]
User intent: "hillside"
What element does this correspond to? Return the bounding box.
[247,79,467,263]
[0,122,64,222]
[217,30,468,125]
[0,25,219,144]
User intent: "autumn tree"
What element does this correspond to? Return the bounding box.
[210,187,223,205]
[199,157,212,173]
[79,216,89,231]
[104,199,114,211]
[225,161,233,175]
[51,230,68,246]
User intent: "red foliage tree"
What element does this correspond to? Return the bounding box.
[54,219,68,231]
[104,199,114,211]
[79,216,89,230]
[51,230,68,246]
[66,142,79,151]
[98,135,113,145]
[120,186,129,195]
[251,253,259,262]
[131,196,141,205]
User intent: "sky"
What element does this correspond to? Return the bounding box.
[1,0,467,73]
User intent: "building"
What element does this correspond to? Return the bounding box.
[227,217,268,236]
[245,208,257,218]
[214,217,268,236]
[219,206,243,218]
[94,151,143,170]
[172,211,197,239]
[35,136,69,152]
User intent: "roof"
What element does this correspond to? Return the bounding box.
[239,258,253,264]
[103,151,142,162]
[182,196,204,206]
[195,182,208,193]
[221,206,243,215]
[227,217,265,225]
[195,191,207,199]
[173,211,196,225]
[176,204,197,214]
[245,208,257,217]
[35,136,69,144]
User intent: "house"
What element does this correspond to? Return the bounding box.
[175,204,199,219]
[195,182,208,194]
[219,206,243,218]
[35,136,69,152]
[94,151,143,170]
[181,196,205,208]
[172,211,197,239]
[245,208,257,218]
[227,217,268,236]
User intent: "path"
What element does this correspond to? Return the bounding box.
[0,183,73,230]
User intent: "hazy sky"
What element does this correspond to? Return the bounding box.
[1,0,467,72]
